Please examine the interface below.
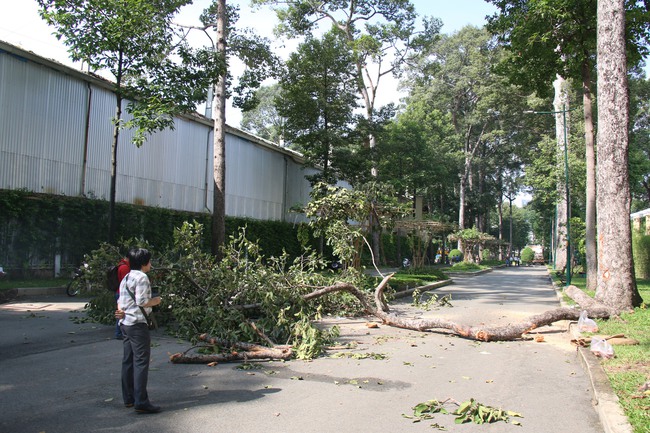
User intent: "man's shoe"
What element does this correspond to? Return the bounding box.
[124,403,134,408]
[134,404,161,414]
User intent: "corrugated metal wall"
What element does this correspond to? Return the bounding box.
[0,48,88,196]
[0,42,315,222]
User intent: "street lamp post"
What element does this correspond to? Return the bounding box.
[525,105,573,286]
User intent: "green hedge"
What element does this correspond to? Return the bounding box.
[632,231,650,280]
[0,189,309,276]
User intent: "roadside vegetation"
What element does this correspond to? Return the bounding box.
[0,278,66,290]
[553,270,649,432]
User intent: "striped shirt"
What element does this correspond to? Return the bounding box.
[118,270,152,326]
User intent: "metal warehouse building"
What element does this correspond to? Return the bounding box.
[0,40,316,223]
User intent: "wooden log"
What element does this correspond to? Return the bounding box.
[169,334,293,364]
[169,347,293,364]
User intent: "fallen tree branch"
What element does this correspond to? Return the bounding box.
[170,334,293,364]
[373,306,610,341]
[300,277,614,342]
[170,275,619,364]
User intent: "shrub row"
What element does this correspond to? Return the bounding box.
[0,189,309,277]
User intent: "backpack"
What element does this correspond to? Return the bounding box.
[106,265,120,292]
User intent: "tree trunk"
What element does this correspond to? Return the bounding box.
[109,96,121,245]
[458,171,466,251]
[497,174,504,260]
[582,63,598,291]
[508,197,514,258]
[595,0,642,309]
[108,52,124,244]
[553,75,569,271]
[211,0,227,259]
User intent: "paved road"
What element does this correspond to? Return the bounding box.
[0,266,605,433]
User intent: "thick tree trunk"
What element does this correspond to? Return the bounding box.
[211,0,227,259]
[553,75,569,271]
[582,64,598,291]
[595,0,643,309]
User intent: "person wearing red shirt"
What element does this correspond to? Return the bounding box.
[114,254,131,339]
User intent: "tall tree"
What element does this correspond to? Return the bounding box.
[596,0,643,309]
[402,26,522,252]
[377,105,455,210]
[181,2,278,257]
[486,0,650,291]
[240,84,285,144]
[628,71,650,208]
[252,0,441,258]
[276,30,359,185]
[38,0,223,244]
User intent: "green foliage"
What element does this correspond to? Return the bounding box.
[632,231,650,280]
[520,247,535,264]
[453,399,522,425]
[629,74,650,207]
[449,262,486,272]
[404,398,522,427]
[412,290,452,311]
[240,84,285,143]
[37,0,221,146]
[304,182,408,269]
[379,232,413,267]
[277,30,359,184]
[486,0,650,98]
[594,280,649,433]
[85,221,367,359]
[85,291,119,325]
[0,190,308,276]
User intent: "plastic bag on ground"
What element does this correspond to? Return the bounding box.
[577,310,599,333]
[590,337,615,359]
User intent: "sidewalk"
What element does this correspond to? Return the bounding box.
[0,267,622,433]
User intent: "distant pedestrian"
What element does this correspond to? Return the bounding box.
[115,248,162,414]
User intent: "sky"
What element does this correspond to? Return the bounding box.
[0,0,497,124]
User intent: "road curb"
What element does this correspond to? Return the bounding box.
[444,267,493,277]
[549,272,634,433]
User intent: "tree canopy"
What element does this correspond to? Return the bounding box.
[38,0,223,243]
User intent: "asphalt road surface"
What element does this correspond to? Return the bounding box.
[0,266,604,433]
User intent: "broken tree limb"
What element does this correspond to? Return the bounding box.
[169,334,293,364]
[170,273,620,364]
[373,306,610,341]
[301,276,614,342]
[564,285,617,316]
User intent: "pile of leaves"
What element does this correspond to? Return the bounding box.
[404,397,522,429]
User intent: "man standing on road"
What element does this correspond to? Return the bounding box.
[115,248,162,414]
